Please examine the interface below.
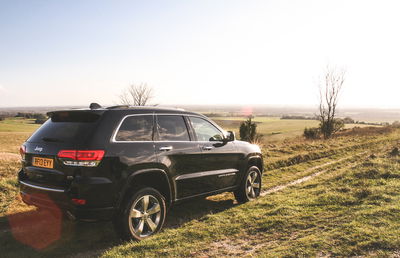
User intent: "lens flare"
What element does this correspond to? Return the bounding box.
[8,192,62,250]
[241,106,253,117]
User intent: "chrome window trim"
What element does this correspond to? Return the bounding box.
[19,180,66,193]
[111,113,226,143]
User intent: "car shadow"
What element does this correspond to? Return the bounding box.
[0,193,236,257]
[165,193,236,228]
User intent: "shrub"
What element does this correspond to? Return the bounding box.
[392,121,400,128]
[303,127,320,139]
[239,116,263,143]
[343,117,355,124]
[320,118,344,139]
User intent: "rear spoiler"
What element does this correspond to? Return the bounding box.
[46,109,106,117]
[46,110,105,122]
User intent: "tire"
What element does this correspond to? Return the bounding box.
[113,187,166,241]
[234,166,262,203]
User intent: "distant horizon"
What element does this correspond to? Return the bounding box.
[1,103,399,123]
[1,103,400,110]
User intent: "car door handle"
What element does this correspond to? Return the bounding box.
[159,146,173,151]
[202,146,213,151]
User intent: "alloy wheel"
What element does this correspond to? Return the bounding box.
[128,194,161,238]
[246,170,261,199]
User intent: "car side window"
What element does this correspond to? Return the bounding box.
[115,115,153,141]
[157,115,190,141]
[189,117,224,141]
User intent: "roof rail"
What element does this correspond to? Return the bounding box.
[106,105,130,109]
[103,105,186,111]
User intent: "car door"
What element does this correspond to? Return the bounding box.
[154,114,204,200]
[187,116,241,192]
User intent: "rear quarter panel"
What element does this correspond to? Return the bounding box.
[85,110,159,207]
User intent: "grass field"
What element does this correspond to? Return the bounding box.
[0,118,40,132]
[0,117,399,257]
[104,145,400,257]
[212,116,378,142]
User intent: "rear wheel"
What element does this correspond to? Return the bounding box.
[113,187,166,241]
[234,166,261,203]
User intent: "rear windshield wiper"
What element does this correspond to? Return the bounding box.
[42,137,63,142]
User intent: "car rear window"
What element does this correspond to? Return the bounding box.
[27,111,101,143]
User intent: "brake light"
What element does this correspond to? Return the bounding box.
[57,150,105,161]
[57,150,76,160]
[57,150,105,167]
[76,150,105,161]
[20,145,26,160]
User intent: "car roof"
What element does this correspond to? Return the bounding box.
[47,106,205,117]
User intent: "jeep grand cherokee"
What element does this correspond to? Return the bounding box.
[18,104,263,240]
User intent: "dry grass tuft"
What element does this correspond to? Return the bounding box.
[0,153,20,162]
[338,126,393,137]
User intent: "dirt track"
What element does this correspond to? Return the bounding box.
[261,151,368,197]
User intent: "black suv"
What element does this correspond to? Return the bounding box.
[18,105,263,240]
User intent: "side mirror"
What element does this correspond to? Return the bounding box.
[225,131,235,142]
[209,135,224,142]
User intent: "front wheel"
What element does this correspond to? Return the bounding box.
[113,187,166,241]
[234,166,262,203]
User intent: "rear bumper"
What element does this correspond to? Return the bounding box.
[18,170,115,221]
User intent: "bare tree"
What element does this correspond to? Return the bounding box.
[119,83,154,106]
[318,66,345,139]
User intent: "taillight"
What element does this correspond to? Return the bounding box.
[76,150,105,161]
[57,150,105,167]
[57,150,76,160]
[57,150,105,160]
[19,145,26,160]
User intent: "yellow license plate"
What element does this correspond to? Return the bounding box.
[32,157,54,169]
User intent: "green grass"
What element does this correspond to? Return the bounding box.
[103,144,400,257]
[211,116,378,142]
[0,132,32,154]
[0,118,399,257]
[0,159,20,215]
[212,117,319,142]
[255,153,400,256]
[0,118,41,132]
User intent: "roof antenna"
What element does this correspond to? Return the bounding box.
[89,103,102,109]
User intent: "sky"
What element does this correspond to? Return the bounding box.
[1,0,400,108]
